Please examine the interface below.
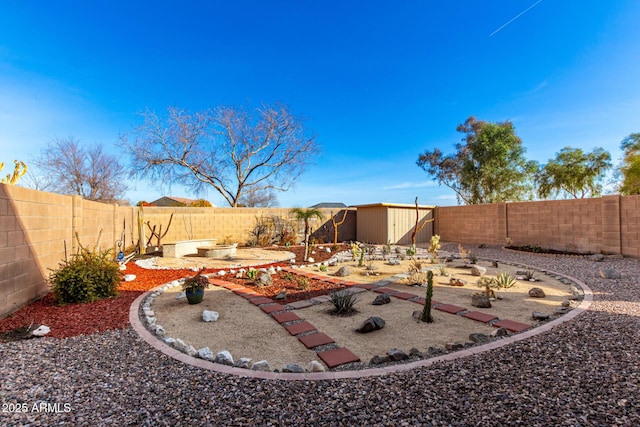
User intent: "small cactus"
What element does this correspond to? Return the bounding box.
[420,271,434,323]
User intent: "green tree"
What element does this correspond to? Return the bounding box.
[619,133,640,195]
[417,116,537,204]
[289,208,323,261]
[536,147,611,199]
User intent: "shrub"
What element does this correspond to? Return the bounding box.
[296,276,310,290]
[282,272,294,281]
[50,248,122,305]
[181,269,210,292]
[319,264,328,272]
[246,269,258,281]
[494,272,517,288]
[329,289,359,314]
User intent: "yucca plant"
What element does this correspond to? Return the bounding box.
[494,272,517,288]
[329,289,359,314]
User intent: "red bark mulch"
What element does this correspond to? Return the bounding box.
[0,244,350,341]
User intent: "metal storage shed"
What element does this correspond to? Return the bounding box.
[353,202,435,245]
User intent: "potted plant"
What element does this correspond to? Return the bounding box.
[181,269,210,304]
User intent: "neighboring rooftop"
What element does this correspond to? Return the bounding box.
[150,196,197,207]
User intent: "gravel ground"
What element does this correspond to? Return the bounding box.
[1,245,639,426]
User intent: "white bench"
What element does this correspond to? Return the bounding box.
[162,239,218,258]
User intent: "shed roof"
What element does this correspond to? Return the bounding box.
[352,202,435,209]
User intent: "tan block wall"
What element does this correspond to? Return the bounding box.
[141,207,356,247]
[1,185,73,318]
[435,203,507,245]
[621,195,640,258]
[436,196,640,256]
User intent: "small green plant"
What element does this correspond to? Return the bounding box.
[406,246,416,256]
[282,272,294,281]
[358,248,365,267]
[181,269,211,292]
[524,270,536,281]
[476,275,495,287]
[329,289,359,314]
[468,254,478,264]
[438,266,449,276]
[50,248,122,305]
[296,276,310,290]
[427,234,441,258]
[246,269,258,281]
[494,272,517,288]
[420,271,434,323]
[319,264,328,272]
[351,242,362,261]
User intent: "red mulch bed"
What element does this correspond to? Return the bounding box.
[0,244,349,341]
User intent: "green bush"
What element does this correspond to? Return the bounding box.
[50,249,122,304]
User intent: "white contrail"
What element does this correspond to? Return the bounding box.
[490,0,544,37]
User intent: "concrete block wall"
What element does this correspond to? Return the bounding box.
[620,195,640,258]
[141,207,356,247]
[435,203,507,245]
[1,185,73,318]
[436,196,640,256]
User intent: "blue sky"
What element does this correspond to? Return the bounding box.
[1,1,639,207]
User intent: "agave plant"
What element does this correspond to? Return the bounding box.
[494,272,517,288]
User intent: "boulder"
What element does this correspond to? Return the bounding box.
[282,363,305,373]
[372,294,391,305]
[214,350,234,366]
[387,348,409,361]
[306,361,326,372]
[532,311,550,321]
[31,325,50,337]
[255,273,273,287]
[335,266,351,277]
[369,355,391,365]
[202,310,219,322]
[357,316,385,333]
[235,357,252,369]
[528,287,546,298]
[469,333,490,344]
[491,327,509,338]
[450,277,466,286]
[471,265,487,277]
[409,348,423,358]
[471,294,492,308]
[598,268,622,279]
[388,258,401,266]
[251,360,272,371]
[197,347,214,361]
[561,300,570,307]
[445,342,465,351]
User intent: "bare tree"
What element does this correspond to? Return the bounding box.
[123,103,319,207]
[238,187,279,207]
[33,137,128,202]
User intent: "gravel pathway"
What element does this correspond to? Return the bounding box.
[1,246,639,426]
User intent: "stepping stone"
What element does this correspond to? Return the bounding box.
[462,311,499,324]
[435,304,466,314]
[317,347,360,369]
[493,319,531,332]
[234,289,259,298]
[284,321,317,336]
[355,283,379,290]
[272,311,301,324]
[249,297,274,306]
[323,278,347,285]
[310,295,331,304]
[392,292,419,300]
[285,300,314,310]
[373,287,398,294]
[260,304,285,314]
[218,282,243,290]
[408,297,442,306]
[298,332,335,349]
